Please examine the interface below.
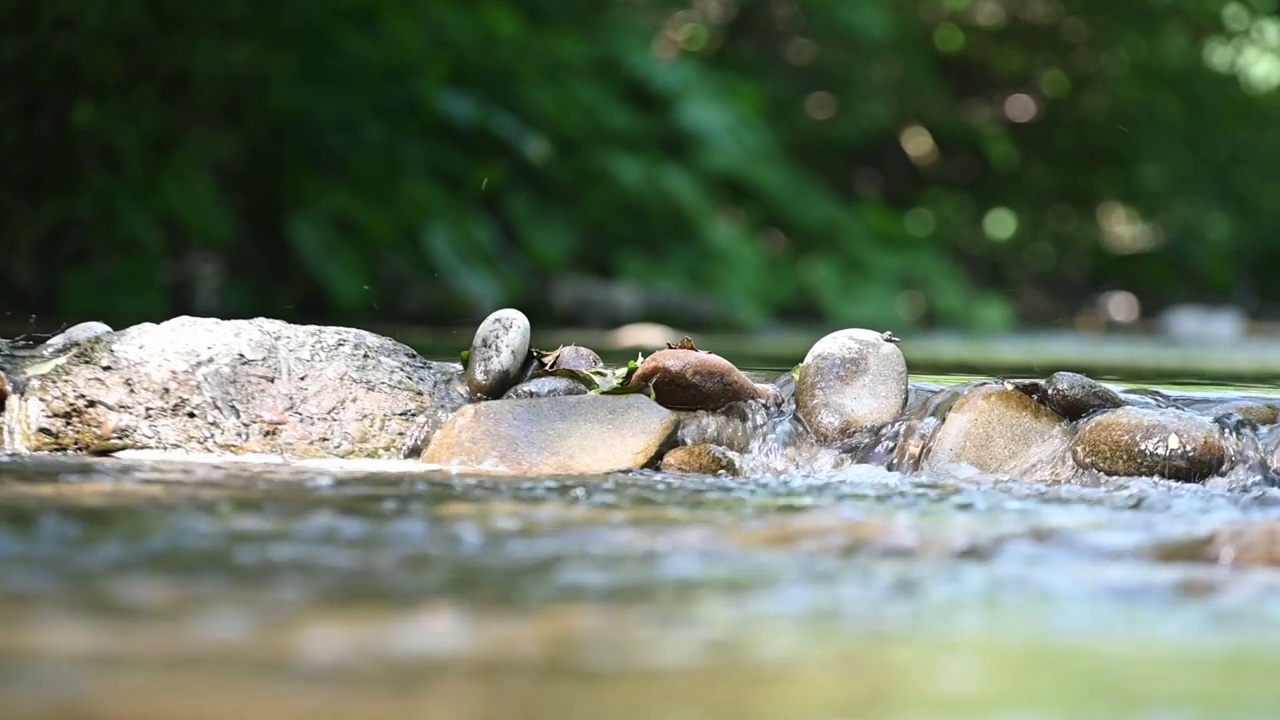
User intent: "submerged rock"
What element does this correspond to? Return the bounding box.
[421,394,678,475]
[1071,407,1230,482]
[1206,522,1280,566]
[464,308,532,399]
[1020,371,1126,421]
[921,383,1073,478]
[659,443,742,476]
[1159,522,1280,568]
[1198,400,1280,427]
[2,316,468,458]
[794,328,908,443]
[502,375,590,400]
[627,348,774,411]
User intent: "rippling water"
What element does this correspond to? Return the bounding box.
[4,373,1280,719]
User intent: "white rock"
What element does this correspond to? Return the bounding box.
[794,328,908,443]
[464,308,531,399]
[43,321,114,354]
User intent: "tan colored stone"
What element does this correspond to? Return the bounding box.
[795,328,908,443]
[422,394,678,475]
[922,384,1072,477]
[659,444,741,476]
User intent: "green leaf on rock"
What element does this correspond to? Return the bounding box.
[460,349,470,368]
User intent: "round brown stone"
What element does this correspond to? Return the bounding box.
[659,443,741,476]
[628,349,769,411]
[1070,407,1229,482]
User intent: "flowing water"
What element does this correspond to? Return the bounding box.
[4,370,1280,719]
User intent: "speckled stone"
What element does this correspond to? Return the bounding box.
[922,384,1072,477]
[659,443,742,476]
[464,308,531,399]
[1071,407,1229,482]
[794,329,908,443]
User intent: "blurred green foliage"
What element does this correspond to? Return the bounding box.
[5,0,1280,331]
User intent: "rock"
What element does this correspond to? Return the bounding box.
[921,383,1073,478]
[627,348,774,411]
[1071,407,1230,482]
[421,394,678,475]
[42,321,114,355]
[794,328,908,443]
[1158,522,1280,568]
[659,443,741,476]
[1203,523,1280,567]
[1033,371,1126,420]
[464,308,531,399]
[2,316,468,458]
[539,345,603,372]
[502,375,590,400]
[1203,400,1280,427]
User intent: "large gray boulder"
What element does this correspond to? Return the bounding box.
[1,316,467,459]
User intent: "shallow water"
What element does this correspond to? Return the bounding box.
[5,373,1280,719]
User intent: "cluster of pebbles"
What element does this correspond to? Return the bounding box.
[2,310,1277,489]
[426,308,1280,486]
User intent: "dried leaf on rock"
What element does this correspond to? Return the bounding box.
[666,336,703,352]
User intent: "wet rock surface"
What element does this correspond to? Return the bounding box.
[921,383,1074,478]
[1071,407,1231,482]
[464,308,532,399]
[795,328,908,443]
[422,394,678,475]
[659,443,742,476]
[501,375,590,399]
[3,310,1279,489]
[2,316,467,459]
[1018,371,1127,421]
[627,347,774,411]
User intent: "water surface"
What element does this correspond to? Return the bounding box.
[3,373,1280,719]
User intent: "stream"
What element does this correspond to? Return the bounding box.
[3,371,1280,719]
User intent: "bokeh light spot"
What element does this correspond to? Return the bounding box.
[1098,290,1142,324]
[899,124,940,166]
[904,207,937,237]
[804,91,838,120]
[933,23,966,54]
[785,37,820,65]
[982,207,1018,241]
[677,22,710,51]
[1003,93,1039,122]
[1039,68,1073,98]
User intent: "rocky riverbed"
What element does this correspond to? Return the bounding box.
[4,309,1280,488]
[5,313,1280,719]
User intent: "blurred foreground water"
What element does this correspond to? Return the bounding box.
[4,371,1280,719]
